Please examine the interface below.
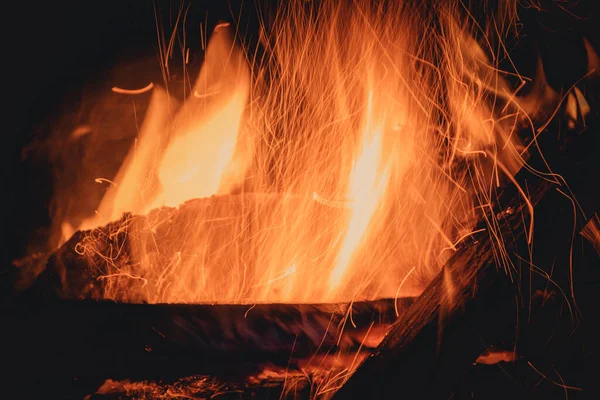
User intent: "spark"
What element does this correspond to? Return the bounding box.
[244,304,256,318]
[97,272,148,287]
[111,82,155,95]
[528,361,582,392]
[394,266,417,317]
[94,178,116,185]
[312,192,352,209]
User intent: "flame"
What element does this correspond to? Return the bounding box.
[80,24,249,230]
[81,86,173,228]
[582,214,600,255]
[153,24,250,207]
[48,0,555,304]
[328,92,390,295]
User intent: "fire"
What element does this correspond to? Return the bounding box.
[51,0,538,304]
[154,23,250,208]
[328,92,390,295]
[79,24,250,227]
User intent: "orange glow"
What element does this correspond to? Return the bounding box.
[79,24,250,229]
[328,92,390,295]
[153,25,250,207]
[54,0,551,305]
[111,83,155,95]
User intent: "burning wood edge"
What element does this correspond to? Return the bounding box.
[2,296,414,388]
[332,119,600,399]
[31,194,301,301]
[12,207,419,376]
[27,192,423,303]
[11,296,412,354]
[10,195,424,384]
[18,207,417,358]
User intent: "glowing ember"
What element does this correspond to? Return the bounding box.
[49,0,558,305]
[475,349,519,365]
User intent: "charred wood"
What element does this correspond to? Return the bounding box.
[332,113,600,399]
[0,296,412,397]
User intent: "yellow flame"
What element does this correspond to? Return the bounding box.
[328,92,390,295]
[81,24,249,229]
[153,25,250,207]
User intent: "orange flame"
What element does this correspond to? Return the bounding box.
[328,91,390,295]
[52,0,551,304]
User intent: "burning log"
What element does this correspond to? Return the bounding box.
[15,108,597,399]
[7,296,409,358]
[15,206,414,373]
[2,296,413,398]
[332,115,600,398]
[31,194,316,302]
[28,191,426,303]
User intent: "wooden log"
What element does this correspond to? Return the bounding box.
[332,114,600,399]
[0,296,412,395]
[30,194,327,302]
[27,192,423,304]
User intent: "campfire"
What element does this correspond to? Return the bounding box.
[4,0,599,398]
